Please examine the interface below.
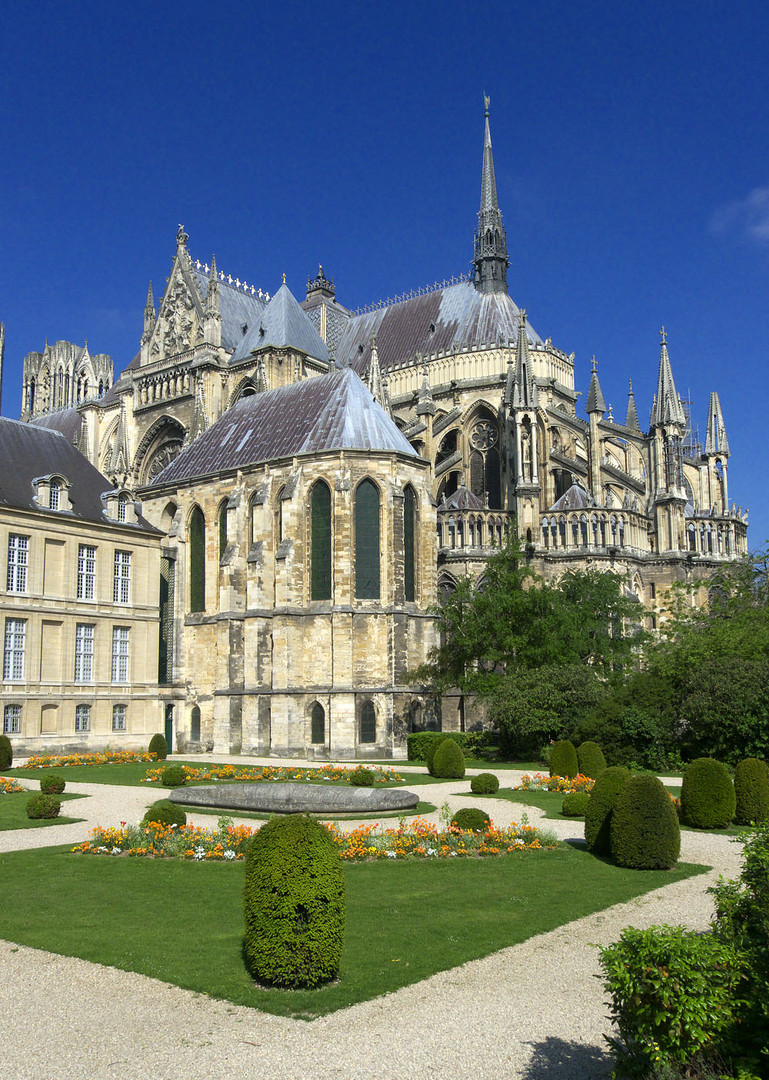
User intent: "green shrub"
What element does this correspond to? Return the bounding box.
[141,799,187,827]
[426,734,466,775]
[610,774,681,869]
[160,765,187,788]
[26,793,62,820]
[561,791,590,817]
[576,740,606,780]
[0,733,12,770]
[470,772,499,795]
[680,757,736,829]
[243,815,345,988]
[407,731,475,763]
[39,773,66,794]
[584,766,630,854]
[348,766,375,787]
[432,738,466,779]
[549,739,578,779]
[148,733,169,761]
[733,758,769,826]
[451,807,491,832]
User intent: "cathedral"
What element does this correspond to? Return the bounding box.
[2,104,748,757]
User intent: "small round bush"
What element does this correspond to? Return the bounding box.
[148,733,169,761]
[733,757,769,825]
[26,793,62,820]
[576,741,607,780]
[561,791,590,817]
[142,799,187,827]
[0,733,12,770]
[680,757,736,829]
[470,772,499,795]
[549,739,579,779]
[451,807,491,832]
[610,774,681,869]
[244,815,345,988]
[39,773,66,795]
[585,766,630,854]
[432,738,466,779]
[349,766,375,787]
[160,764,187,788]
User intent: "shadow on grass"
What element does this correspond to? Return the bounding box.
[521,1036,613,1079]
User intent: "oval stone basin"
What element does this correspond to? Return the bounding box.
[168,781,419,815]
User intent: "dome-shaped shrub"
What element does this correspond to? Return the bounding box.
[610,774,681,869]
[426,735,463,776]
[160,764,187,787]
[451,807,491,832]
[39,773,66,795]
[549,740,578,779]
[680,757,736,829]
[349,766,375,787]
[432,738,466,779]
[148,733,168,761]
[141,799,187,827]
[577,741,607,780]
[562,791,590,817]
[733,757,769,825]
[244,815,345,988]
[0,734,12,770]
[470,772,499,795]
[585,766,630,854]
[26,793,62,820]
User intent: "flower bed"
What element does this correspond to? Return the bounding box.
[1,778,26,794]
[24,751,157,769]
[72,815,557,861]
[516,772,595,794]
[140,762,404,785]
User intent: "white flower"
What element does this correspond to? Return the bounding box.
[386,850,397,858]
[223,850,236,860]
[111,847,122,855]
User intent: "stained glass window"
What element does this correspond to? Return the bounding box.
[355,479,380,599]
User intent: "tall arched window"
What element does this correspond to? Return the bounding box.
[189,505,206,612]
[310,481,332,600]
[218,500,228,559]
[404,485,416,602]
[355,479,380,599]
[311,703,325,744]
[360,701,376,743]
[190,705,201,742]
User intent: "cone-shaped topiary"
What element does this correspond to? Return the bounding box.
[550,739,579,779]
[451,807,491,832]
[470,772,499,795]
[432,738,466,779]
[610,774,681,869]
[349,767,375,787]
[577,741,607,780]
[141,799,187,827]
[562,791,590,817]
[149,733,168,760]
[0,734,12,770]
[680,757,736,829]
[26,793,62,819]
[733,757,769,825]
[39,773,65,794]
[244,815,345,988]
[585,766,630,854]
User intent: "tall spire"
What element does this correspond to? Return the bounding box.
[512,310,537,408]
[473,96,509,294]
[366,335,391,416]
[704,391,730,456]
[585,355,607,414]
[625,379,640,431]
[142,282,155,342]
[650,326,686,428]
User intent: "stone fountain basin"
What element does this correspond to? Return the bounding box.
[168,781,419,815]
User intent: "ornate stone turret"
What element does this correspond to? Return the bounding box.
[473,97,509,295]
[585,356,606,416]
[649,327,687,551]
[704,391,729,457]
[511,310,538,410]
[203,256,222,348]
[704,390,730,513]
[625,379,640,431]
[586,356,605,500]
[142,282,155,343]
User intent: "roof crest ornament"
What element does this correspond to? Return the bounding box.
[176,224,189,250]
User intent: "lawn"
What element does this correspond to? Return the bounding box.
[0,843,706,1019]
[0,792,88,831]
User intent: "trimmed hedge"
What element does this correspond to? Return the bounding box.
[348,767,375,787]
[160,765,187,788]
[549,740,578,779]
[39,773,66,795]
[576,740,607,780]
[407,730,497,763]
[432,738,466,779]
[561,791,590,817]
[26,793,62,820]
[0,734,12,770]
[585,766,630,854]
[733,757,769,826]
[451,807,491,832]
[148,733,169,761]
[680,757,736,829]
[610,774,681,869]
[243,815,345,988]
[142,799,187,827]
[470,772,499,795]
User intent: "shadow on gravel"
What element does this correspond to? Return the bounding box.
[520,1036,613,1079]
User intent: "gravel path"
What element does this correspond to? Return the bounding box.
[0,759,743,1080]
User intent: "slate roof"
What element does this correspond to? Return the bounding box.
[28,408,82,444]
[335,281,542,375]
[191,269,267,353]
[548,482,597,512]
[229,283,330,365]
[150,368,418,486]
[438,486,484,512]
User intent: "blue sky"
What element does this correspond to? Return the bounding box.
[2,0,767,546]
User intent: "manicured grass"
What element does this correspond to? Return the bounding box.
[0,792,87,831]
[186,800,438,823]
[476,788,567,820]
[0,844,706,1019]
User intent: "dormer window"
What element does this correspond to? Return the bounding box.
[34,474,71,512]
[49,479,60,510]
[102,488,138,524]
[117,494,128,523]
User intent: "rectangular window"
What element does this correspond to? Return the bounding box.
[7,534,29,593]
[112,626,129,683]
[3,704,21,734]
[77,545,96,600]
[74,623,95,683]
[112,703,126,732]
[113,550,131,604]
[3,619,26,680]
[75,704,90,732]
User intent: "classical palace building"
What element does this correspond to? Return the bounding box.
[3,104,747,756]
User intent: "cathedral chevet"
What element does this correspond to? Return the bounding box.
[3,104,748,757]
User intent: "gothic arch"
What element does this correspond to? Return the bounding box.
[133,415,186,486]
[228,375,259,407]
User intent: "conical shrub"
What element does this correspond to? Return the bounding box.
[610,774,680,869]
[585,766,630,854]
[577,740,607,780]
[148,733,168,760]
[680,757,736,829]
[733,758,769,826]
[549,740,578,779]
[432,738,465,779]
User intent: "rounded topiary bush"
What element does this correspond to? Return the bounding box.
[243,814,345,989]
[733,757,769,825]
[0,733,12,770]
[26,793,62,820]
[549,739,579,779]
[451,807,491,832]
[680,757,736,829]
[576,741,607,780]
[160,765,187,788]
[349,766,375,787]
[148,733,168,761]
[432,738,466,779]
[142,799,187,827]
[470,772,499,795]
[610,774,681,869]
[561,791,590,817]
[39,773,66,795]
[585,766,630,854]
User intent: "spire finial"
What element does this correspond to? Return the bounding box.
[176,223,188,249]
[282,272,286,285]
[660,325,667,345]
[520,307,527,326]
[590,354,598,374]
[484,93,490,118]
